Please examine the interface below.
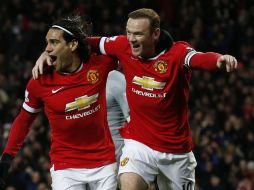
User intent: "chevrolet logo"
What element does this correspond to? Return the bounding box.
[65,93,99,112]
[132,76,166,91]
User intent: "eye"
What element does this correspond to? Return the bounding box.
[52,40,58,46]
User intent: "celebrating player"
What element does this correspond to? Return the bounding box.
[32,8,238,190]
[0,14,118,190]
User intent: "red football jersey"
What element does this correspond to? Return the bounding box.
[99,36,195,153]
[22,54,117,169]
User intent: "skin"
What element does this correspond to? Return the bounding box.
[45,28,80,73]
[31,17,238,190]
[33,21,237,78]
[119,17,160,190]
[126,18,160,58]
[125,18,237,71]
[119,172,148,190]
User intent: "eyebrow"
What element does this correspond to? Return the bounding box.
[45,38,60,43]
[126,29,145,35]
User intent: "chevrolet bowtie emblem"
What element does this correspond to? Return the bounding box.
[132,76,166,91]
[65,93,99,112]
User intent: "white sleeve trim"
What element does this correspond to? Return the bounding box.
[99,37,107,55]
[184,49,197,68]
[23,102,42,113]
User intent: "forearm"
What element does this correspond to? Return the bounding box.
[87,36,101,53]
[3,109,37,157]
[190,52,221,71]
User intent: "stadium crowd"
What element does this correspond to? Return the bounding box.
[0,0,253,189]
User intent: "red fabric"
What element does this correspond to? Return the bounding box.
[4,109,37,157]
[5,54,117,169]
[190,52,221,70]
[87,37,101,53]
[100,36,193,153]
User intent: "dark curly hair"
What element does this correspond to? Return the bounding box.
[51,14,91,62]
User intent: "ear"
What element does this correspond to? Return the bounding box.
[69,40,78,51]
[153,28,160,41]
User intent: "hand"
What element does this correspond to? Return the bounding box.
[32,51,53,79]
[216,54,238,72]
[0,154,12,189]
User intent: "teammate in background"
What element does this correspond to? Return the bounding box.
[106,70,130,163]
[32,8,238,190]
[0,14,118,190]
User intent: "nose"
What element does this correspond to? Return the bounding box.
[127,34,136,43]
[45,43,53,52]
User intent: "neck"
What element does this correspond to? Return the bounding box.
[59,55,82,73]
[140,46,157,59]
[69,56,82,73]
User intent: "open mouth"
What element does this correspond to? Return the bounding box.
[50,55,57,65]
[131,44,140,52]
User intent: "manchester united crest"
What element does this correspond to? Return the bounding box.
[154,60,168,73]
[87,70,99,84]
[120,157,129,167]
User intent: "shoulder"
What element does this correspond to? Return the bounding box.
[104,35,127,43]
[89,53,117,64]
[88,53,118,71]
[169,41,194,55]
[26,77,42,96]
[172,41,192,49]
[29,67,57,89]
[89,53,115,62]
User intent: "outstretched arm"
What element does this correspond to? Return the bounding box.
[189,52,238,72]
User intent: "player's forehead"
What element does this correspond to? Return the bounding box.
[46,28,64,41]
[126,18,150,32]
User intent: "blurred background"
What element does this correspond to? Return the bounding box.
[0,0,253,189]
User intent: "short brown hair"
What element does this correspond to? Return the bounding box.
[128,8,160,32]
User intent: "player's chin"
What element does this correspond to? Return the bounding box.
[131,48,141,57]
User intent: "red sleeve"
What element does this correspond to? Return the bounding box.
[190,52,221,71]
[3,109,38,157]
[87,37,101,53]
